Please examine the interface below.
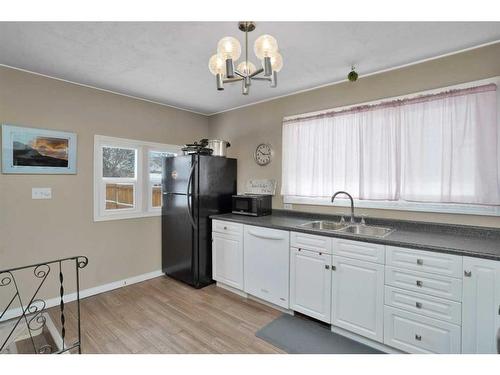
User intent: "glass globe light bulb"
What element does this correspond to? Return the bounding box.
[270,52,283,72]
[237,61,256,75]
[217,37,241,61]
[208,54,226,76]
[254,34,279,60]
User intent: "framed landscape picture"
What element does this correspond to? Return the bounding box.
[1,125,77,174]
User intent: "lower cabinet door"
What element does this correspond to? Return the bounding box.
[462,256,500,354]
[212,233,243,290]
[384,306,461,354]
[331,256,385,342]
[290,248,332,323]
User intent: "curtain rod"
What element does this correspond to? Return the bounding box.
[283,83,497,124]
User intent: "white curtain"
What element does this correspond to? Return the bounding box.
[281,84,499,205]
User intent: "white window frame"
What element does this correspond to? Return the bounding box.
[283,76,500,217]
[94,135,181,222]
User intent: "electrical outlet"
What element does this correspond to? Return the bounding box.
[32,188,52,200]
[284,203,293,209]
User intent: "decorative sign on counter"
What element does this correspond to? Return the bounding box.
[245,179,276,195]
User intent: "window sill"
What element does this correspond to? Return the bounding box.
[283,196,500,217]
[94,210,161,222]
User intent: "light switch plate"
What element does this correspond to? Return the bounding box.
[32,188,52,200]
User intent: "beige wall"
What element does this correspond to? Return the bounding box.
[0,66,209,295]
[208,42,500,228]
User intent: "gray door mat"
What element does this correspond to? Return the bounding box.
[256,313,384,354]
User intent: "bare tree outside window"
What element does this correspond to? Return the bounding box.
[102,147,136,178]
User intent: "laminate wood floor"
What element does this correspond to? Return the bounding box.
[48,276,284,354]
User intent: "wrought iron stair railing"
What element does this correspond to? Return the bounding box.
[0,256,88,354]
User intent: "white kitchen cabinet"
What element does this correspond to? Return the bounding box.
[212,232,244,290]
[384,306,461,354]
[385,266,462,302]
[290,231,332,254]
[384,286,462,325]
[290,248,332,323]
[332,238,385,264]
[386,246,462,278]
[331,256,385,342]
[244,225,290,308]
[212,220,243,237]
[462,256,500,354]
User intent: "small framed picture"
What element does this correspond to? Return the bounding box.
[1,124,77,174]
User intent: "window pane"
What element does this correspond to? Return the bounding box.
[149,151,174,177]
[152,183,162,208]
[105,183,134,210]
[103,147,136,178]
[149,151,175,209]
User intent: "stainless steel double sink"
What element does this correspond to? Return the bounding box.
[300,220,394,238]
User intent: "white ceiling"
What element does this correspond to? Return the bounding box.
[0,22,499,115]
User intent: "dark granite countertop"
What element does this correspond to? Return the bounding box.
[210,210,500,261]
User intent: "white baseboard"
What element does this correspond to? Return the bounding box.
[1,269,163,322]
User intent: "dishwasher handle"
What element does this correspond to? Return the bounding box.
[247,230,286,241]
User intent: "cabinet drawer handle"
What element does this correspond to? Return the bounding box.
[331,265,336,271]
[325,265,330,270]
[415,302,423,309]
[464,270,472,277]
[416,259,424,265]
[415,334,422,341]
[224,226,227,230]
[416,280,423,287]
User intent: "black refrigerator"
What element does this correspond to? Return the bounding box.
[161,154,237,288]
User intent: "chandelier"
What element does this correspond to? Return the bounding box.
[208,22,283,95]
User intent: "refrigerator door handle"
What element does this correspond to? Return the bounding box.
[497,327,500,354]
[186,159,197,229]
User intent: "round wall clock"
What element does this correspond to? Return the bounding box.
[254,143,273,166]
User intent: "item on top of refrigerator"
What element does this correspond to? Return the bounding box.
[181,139,213,155]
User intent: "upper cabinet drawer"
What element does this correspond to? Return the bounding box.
[212,220,243,236]
[385,266,463,302]
[385,286,462,325]
[386,246,462,278]
[290,232,332,254]
[332,238,385,264]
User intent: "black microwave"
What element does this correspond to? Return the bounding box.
[232,194,272,216]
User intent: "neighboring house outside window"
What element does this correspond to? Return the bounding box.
[94,135,180,221]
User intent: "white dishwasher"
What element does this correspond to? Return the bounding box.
[243,225,290,308]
